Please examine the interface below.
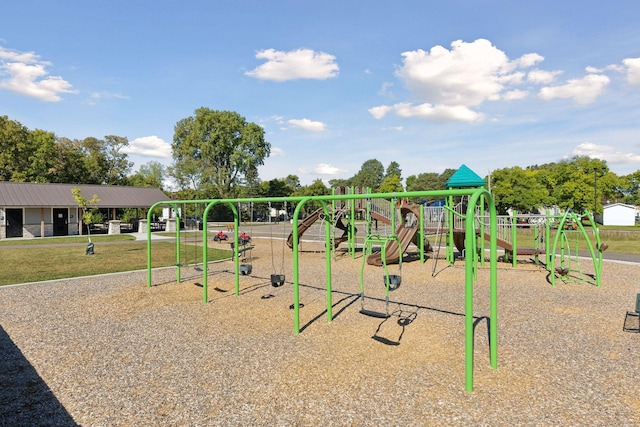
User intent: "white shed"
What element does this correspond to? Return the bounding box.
[596,203,636,226]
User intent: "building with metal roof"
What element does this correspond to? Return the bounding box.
[0,182,167,239]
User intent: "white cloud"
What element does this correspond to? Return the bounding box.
[0,46,76,102]
[368,105,393,119]
[245,48,339,81]
[572,142,640,165]
[503,89,528,101]
[371,102,482,122]
[622,57,640,85]
[513,53,545,68]
[378,81,394,97]
[373,39,545,123]
[394,39,533,107]
[527,69,561,84]
[286,118,327,132]
[271,147,285,156]
[538,74,610,104]
[123,136,172,158]
[87,91,130,106]
[393,102,483,122]
[314,163,344,175]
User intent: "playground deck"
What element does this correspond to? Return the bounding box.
[1,243,639,425]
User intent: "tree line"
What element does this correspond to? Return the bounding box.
[2,110,638,216]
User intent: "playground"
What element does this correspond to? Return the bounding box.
[2,238,639,425]
[2,173,639,424]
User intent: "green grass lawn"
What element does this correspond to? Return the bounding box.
[508,226,639,255]
[0,241,230,286]
[0,234,136,246]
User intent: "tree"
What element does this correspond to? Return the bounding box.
[128,161,166,189]
[48,138,90,183]
[620,170,640,206]
[490,166,551,214]
[378,174,403,193]
[78,135,133,185]
[352,159,384,190]
[103,135,134,185]
[0,116,32,181]
[405,169,455,192]
[25,129,57,182]
[292,179,331,212]
[171,108,270,198]
[541,156,609,213]
[385,161,402,180]
[72,188,100,247]
[378,161,403,193]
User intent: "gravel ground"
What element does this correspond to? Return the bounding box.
[1,240,639,426]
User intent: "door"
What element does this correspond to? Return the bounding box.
[53,208,68,236]
[6,208,23,238]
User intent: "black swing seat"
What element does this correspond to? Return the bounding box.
[271,274,285,287]
[359,309,390,319]
[240,264,252,275]
[384,274,402,291]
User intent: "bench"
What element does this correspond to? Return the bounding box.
[225,224,235,231]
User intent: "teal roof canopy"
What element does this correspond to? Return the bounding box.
[446,164,486,188]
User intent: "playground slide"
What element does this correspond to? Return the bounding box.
[286,208,323,248]
[366,203,422,266]
[452,230,543,256]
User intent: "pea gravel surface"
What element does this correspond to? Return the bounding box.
[1,241,639,426]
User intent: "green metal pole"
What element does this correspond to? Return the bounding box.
[321,201,333,321]
[201,201,216,303]
[171,203,181,284]
[511,211,517,269]
[464,195,475,391]
[292,199,303,334]
[146,201,160,288]
[231,203,240,296]
[574,212,600,288]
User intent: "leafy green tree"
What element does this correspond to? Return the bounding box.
[541,156,609,213]
[0,116,31,181]
[283,174,301,192]
[80,137,110,184]
[26,129,57,182]
[385,161,402,180]
[598,171,624,204]
[78,135,132,185]
[103,135,134,185]
[378,161,403,192]
[48,138,90,183]
[352,159,384,190]
[328,177,352,187]
[378,174,403,193]
[292,179,330,213]
[490,166,551,214]
[171,108,270,198]
[260,178,292,198]
[128,161,166,189]
[620,170,640,206]
[405,169,455,192]
[72,188,100,244]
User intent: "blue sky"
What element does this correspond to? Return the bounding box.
[2,1,640,187]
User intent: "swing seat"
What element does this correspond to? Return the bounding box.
[359,309,390,319]
[384,274,402,291]
[240,264,252,275]
[555,266,569,276]
[271,274,285,287]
